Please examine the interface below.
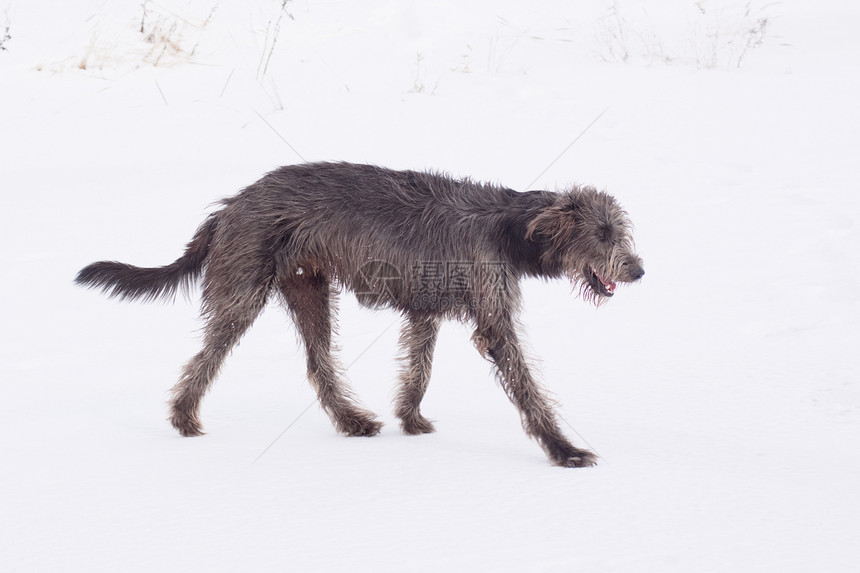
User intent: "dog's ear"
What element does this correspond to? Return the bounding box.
[525,194,578,250]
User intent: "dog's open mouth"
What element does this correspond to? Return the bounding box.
[589,268,617,297]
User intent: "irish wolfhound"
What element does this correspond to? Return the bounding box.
[76,162,644,467]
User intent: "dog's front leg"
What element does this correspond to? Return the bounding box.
[471,311,597,468]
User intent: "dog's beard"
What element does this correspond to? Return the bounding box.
[568,271,611,307]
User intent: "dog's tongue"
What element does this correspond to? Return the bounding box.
[597,273,617,293]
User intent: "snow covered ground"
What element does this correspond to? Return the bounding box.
[1,1,858,570]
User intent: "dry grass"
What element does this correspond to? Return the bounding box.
[597,0,771,69]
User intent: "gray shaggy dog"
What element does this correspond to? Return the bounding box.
[76,162,644,468]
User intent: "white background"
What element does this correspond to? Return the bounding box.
[1,1,858,570]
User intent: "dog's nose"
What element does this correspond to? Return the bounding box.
[630,265,645,281]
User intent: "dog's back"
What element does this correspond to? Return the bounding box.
[224,162,551,265]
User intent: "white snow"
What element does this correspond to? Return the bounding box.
[1,1,858,571]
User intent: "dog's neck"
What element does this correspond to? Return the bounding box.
[496,190,564,280]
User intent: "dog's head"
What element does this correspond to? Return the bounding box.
[526,186,644,304]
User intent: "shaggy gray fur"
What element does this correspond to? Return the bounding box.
[76,162,644,467]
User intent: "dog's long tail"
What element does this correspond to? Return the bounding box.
[75,214,218,302]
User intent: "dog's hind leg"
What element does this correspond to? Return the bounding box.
[394,312,442,434]
[279,270,383,437]
[472,310,597,468]
[169,282,270,437]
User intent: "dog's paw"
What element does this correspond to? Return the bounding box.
[171,416,205,437]
[556,451,598,468]
[547,443,598,468]
[341,416,383,437]
[401,414,436,435]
